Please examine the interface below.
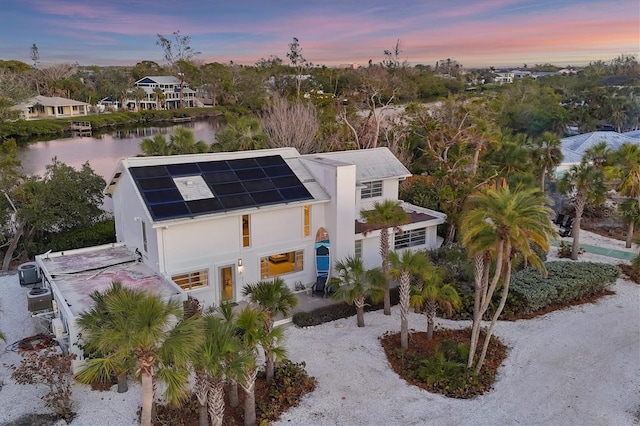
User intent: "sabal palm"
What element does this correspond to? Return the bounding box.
[242,277,297,382]
[558,162,606,259]
[360,199,409,315]
[606,143,640,247]
[410,266,461,340]
[330,255,385,327]
[170,127,210,154]
[194,310,247,426]
[460,184,556,373]
[531,131,563,192]
[76,282,204,426]
[236,306,285,426]
[140,134,171,156]
[388,249,431,350]
[75,282,134,393]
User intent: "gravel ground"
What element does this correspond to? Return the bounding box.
[0,230,638,426]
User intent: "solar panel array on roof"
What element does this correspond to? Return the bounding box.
[130,155,313,220]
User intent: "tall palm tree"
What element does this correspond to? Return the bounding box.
[387,249,430,350]
[236,306,285,426]
[360,200,410,315]
[558,162,607,259]
[410,265,461,340]
[620,199,640,249]
[330,255,386,327]
[152,86,165,110]
[531,131,563,192]
[75,282,205,426]
[460,185,556,373]
[241,277,297,382]
[606,143,640,247]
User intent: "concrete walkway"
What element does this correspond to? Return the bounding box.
[551,239,637,260]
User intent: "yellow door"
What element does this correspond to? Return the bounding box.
[220,266,234,302]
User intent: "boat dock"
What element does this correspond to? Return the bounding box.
[171,116,192,123]
[70,121,92,131]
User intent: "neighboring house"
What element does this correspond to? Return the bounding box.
[493,71,514,84]
[557,131,640,177]
[11,95,90,120]
[103,147,445,309]
[96,96,121,112]
[125,75,197,110]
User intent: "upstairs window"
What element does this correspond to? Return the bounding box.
[242,214,250,247]
[303,205,310,237]
[354,240,362,258]
[361,180,383,199]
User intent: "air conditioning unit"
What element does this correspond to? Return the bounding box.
[51,317,66,340]
[18,262,41,287]
[27,287,52,312]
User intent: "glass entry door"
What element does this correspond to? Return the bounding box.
[220,265,234,303]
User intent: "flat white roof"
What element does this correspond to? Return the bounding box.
[36,244,184,317]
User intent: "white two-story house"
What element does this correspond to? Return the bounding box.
[127,75,197,110]
[105,147,446,308]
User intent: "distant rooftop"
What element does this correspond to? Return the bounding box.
[560,131,640,165]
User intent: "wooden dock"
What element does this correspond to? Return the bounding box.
[70,121,92,131]
[171,116,192,123]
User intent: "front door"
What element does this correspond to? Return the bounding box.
[220,265,234,303]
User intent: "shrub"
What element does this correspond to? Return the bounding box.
[504,261,620,316]
[7,348,77,423]
[557,241,584,258]
[292,287,399,327]
[258,359,316,423]
[31,219,116,256]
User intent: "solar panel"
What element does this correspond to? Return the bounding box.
[167,163,200,176]
[130,155,313,221]
[138,177,176,191]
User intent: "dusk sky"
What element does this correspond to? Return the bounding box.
[0,0,638,69]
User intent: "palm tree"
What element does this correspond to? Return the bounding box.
[619,199,640,249]
[360,200,410,315]
[330,255,386,327]
[558,162,607,259]
[75,282,205,426]
[460,185,556,373]
[75,283,134,393]
[241,277,297,382]
[132,87,148,111]
[410,265,461,340]
[531,131,563,192]
[140,134,171,156]
[152,87,166,110]
[387,249,430,350]
[606,143,640,247]
[193,309,247,426]
[236,306,285,426]
[169,127,210,154]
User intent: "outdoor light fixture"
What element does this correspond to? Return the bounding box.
[238,258,243,267]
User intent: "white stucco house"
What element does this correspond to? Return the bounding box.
[11,95,90,120]
[126,75,197,110]
[35,147,445,370]
[104,147,445,308]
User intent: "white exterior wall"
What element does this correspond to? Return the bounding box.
[357,178,400,213]
[158,204,321,308]
[300,158,357,267]
[112,172,160,271]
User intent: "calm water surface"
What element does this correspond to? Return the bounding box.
[18,117,224,180]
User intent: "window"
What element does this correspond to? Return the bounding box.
[394,228,426,249]
[361,180,383,199]
[303,205,310,237]
[141,221,148,252]
[260,250,304,279]
[354,240,362,258]
[72,106,78,111]
[172,269,209,291]
[242,215,250,247]
[57,106,64,115]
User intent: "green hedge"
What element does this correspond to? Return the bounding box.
[30,219,116,256]
[504,261,620,316]
[292,287,400,327]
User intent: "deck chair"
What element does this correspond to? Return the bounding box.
[553,213,566,226]
[311,274,330,297]
[559,217,573,237]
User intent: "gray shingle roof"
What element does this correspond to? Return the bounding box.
[561,131,640,165]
